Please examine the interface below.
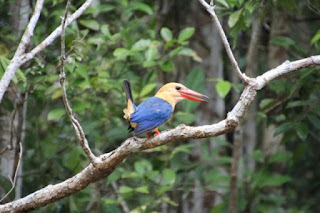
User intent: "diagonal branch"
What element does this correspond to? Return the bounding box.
[0,55,319,212]
[15,0,44,56]
[197,0,254,84]
[60,0,97,164]
[0,0,44,103]
[0,0,95,103]
[21,0,94,65]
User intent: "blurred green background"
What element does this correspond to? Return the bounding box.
[1,0,320,212]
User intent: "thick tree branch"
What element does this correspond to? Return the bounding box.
[0,0,94,103]
[0,56,319,212]
[59,0,97,164]
[197,0,254,84]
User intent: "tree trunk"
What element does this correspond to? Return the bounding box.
[264,5,290,156]
[156,1,225,211]
[0,0,30,201]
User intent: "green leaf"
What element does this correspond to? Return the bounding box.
[251,150,264,163]
[216,79,232,99]
[286,100,307,109]
[216,0,229,8]
[140,83,156,97]
[174,111,197,125]
[100,24,111,37]
[0,56,25,83]
[145,42,159,61]
[178,27,195,43]
[156,185,171,196]
[183,67,205,112]
[258,173,291,188]
[131,39,152,51]
[63,148,82,171]
[88,37,104,47]
[73,101,91,113]
[160,61,175,72]
[135,186,149,194]
[160,27,173,42]
[271,36,295,47]
[296,123,308,140]
[107,169,121,183]
[273,122,295,136]
[178,48,202,62]
[47,108,65,121]
[16,70,27,82]
[170,144,195,158]
[204,170,230,190]
[75,64,89,79]
[119,186,134,193]
[162,169,176,185]
[269,151,292,163]
[268,79,287,93]
[134,159,153,175]
[128,2,153,15]
[162,197,178,207]
[228,9,242,28]
[210,202,225,213]
[169,46,183,58]
[113,48,130,60]
[259,98,275,110]
[79,20,100,31]
[104,199,119,205]
[311,30,320,48]
[142,60,156,68]
[308,114,320,130]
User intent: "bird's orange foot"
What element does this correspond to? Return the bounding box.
[146,132,152,138]
[154,129,161,136]
[146,130,161,138]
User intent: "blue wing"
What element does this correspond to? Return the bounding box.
[130,97,173,135]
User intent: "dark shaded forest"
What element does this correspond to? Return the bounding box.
[1,0,320,212]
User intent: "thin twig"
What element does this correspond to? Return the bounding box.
[197,0,253,84]
[111,182,130,213]
[0,142,23,203]
[60,0,97,164]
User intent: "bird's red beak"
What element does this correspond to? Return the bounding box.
[179,88,209,102]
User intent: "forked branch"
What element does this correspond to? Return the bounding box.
[197,0,254,84]
[0,0,95,103]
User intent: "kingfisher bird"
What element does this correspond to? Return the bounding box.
[123,80,209,138]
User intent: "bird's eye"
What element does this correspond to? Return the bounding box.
[175,86,181,90]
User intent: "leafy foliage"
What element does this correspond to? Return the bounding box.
[0,0,320,212]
